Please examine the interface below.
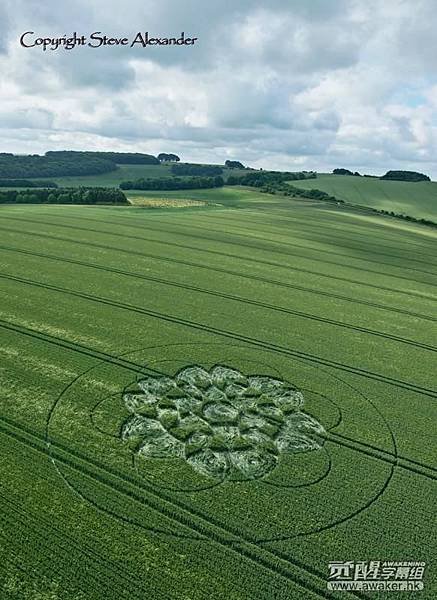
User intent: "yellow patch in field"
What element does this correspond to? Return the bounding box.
[127,196,207,208]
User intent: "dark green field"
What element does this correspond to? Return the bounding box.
[0,187,436,599]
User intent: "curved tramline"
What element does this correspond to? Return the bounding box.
[0,335,431,485]
[0,416,363,600]
[181,209,437,262]
[0,493,164,600]
[0,223,436,307]
[0,283,436,398]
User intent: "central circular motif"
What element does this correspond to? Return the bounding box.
[46,342,395,542]
[121,365,326,481]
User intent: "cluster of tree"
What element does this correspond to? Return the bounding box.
[260,181,343,204]
[45,150,160,165]
[0,179,58,188]
[120,176,224,190]
[225,160,245,169]
[158,153,180,162]
[170,163,224,176]
[0,152,116,178]
[333,168,362,176]
[0,187,128,205]
[227,170,316,187]
[380,170,430,182]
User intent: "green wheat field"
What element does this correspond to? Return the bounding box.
[0,180,436,599]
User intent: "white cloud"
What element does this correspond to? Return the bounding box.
[1,0,437,175]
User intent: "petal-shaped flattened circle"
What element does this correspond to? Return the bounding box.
[246,376,286,394]
[230,449,277,479]
[138,376,176,396]
[124,392,157,413]
[139,432,184,458]
[203,402,239,424]
[176,366,212,389]
[187,448,229,479]
[210,365,248,388]
[121,415,165,440]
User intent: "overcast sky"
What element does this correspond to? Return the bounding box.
[1,0,437,175]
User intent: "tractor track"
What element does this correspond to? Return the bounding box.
[0,216,436,298]
[0,415,361,600]
[1,265,436,354]
[1,242,436,325]
[1,278,437,398]
[0,224,436,310]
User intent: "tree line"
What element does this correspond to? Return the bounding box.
[0,187,128,204]
[158,153,180,162]
[46,151,160,165]
[380,170,430,182]
[0,179,58,188]
[0,151,163,179]
[0,152,116,178]
[120,176,224,190]
[260,182,343,203]
[225,160,245,169]
[333,168,430,182]
[170,163,224,176]
[226,170,316,187]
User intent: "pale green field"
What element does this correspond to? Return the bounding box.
[293,173,437,221]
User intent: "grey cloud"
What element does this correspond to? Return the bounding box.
[2,0,437,175]
[0,108,54,129]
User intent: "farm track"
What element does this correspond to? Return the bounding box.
[30,211,437,273]
[1,259,436,354]
[0,223,436,312]
[1,275,437,398]
[2,242,436,325]
[328,432,437,478]
[0,415,360,600]
[0,490,161,600]
[1,216,436,297]
[0,317,158,376]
